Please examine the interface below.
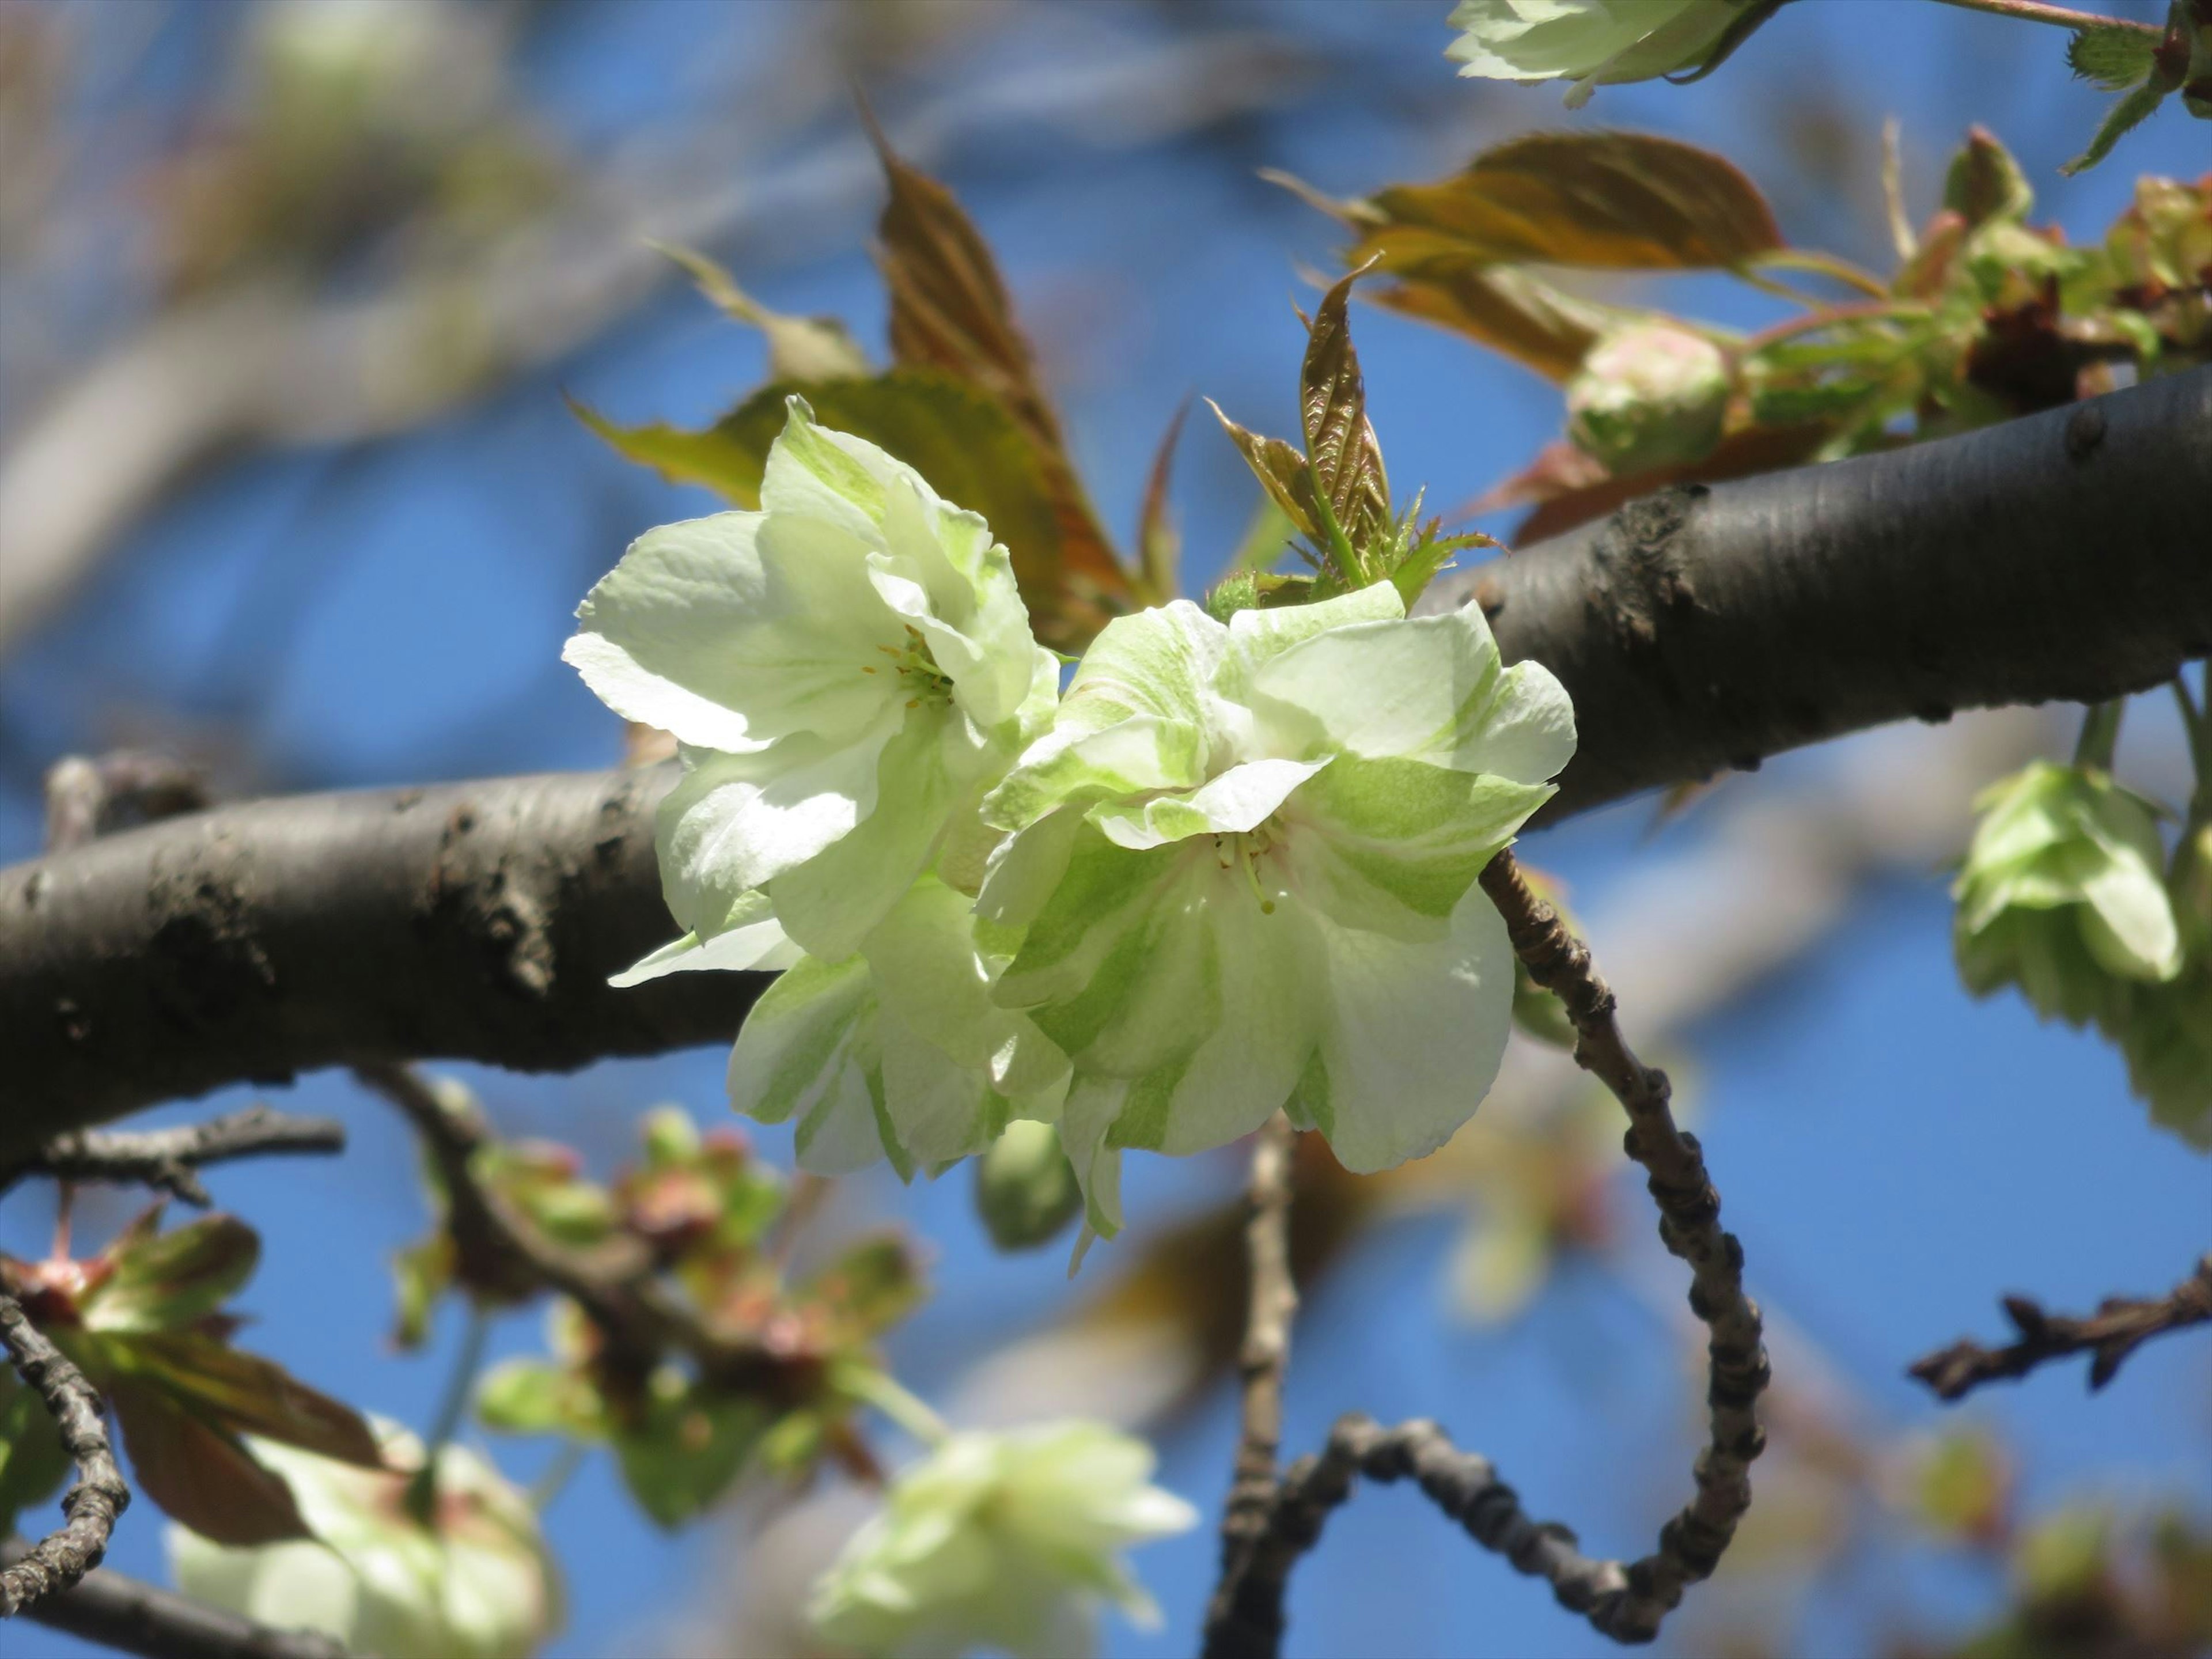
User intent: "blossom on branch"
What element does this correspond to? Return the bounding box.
[1445,0,1760,106]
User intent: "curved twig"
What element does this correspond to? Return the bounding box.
[0,1105,346,1207]
[1909,1252,2212,1401]
[0,1293,130,1618]
[1,1538,351,1659]
[1203,851,1769,1655]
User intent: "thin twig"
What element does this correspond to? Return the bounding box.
[0,1294,130,1618]
[1,1538,351,1659]
[42,751,209,853]
[353,1062,790,1390]
[1204,851,1768,1655]
[0,1105,345,1207]
[1908,1253,2212,1401]
[1202,1114,1298,1650]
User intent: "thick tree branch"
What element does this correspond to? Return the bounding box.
[0,1105,345,1208]
[1437,365,2212,823]
[1908,1252,2212,1401]
[1203,853,1769,1655]
[1,1539,350,1659]
[1,371,2206,1147]
[0,1293,130,1618]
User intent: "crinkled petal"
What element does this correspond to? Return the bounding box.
[656,721,901,939]
[609,892,801,986]
[978,805,1089,933]
[565,510,899,754]
[1291,890,1514,1173]
[1281,754,1552,938]
[2078,854,2184,980]
[1246,601,1572,783]
[728,955,903,1177]
[1090,757,1329,851]
[1058,1078,1130,1239]
[1215,581,1403,704]
[768,713,996,960]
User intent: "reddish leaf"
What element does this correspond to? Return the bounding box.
[82,1213,260,1336]
[1367,263,1618,383]
[109,1377,311,1547]
[1485,421,1838,543]
[1361,131,1785,271]
[1136,397,1191,603]
[1205,402,1319,540]
[124,1332,384,1468]
[1300,269,1392,557]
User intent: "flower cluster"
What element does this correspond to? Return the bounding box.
[569,400,1574,1236]
[1445,0,1759,106]
[809,1421,1196,1659]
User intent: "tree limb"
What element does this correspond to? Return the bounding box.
[1202,1113,1298,1650]
[1908,1252,2212,1402]
[0,1293,130,1618]
[0,372,2206,1149]
[1,1539,351,1659]
[1202,852,1769,1655]
[0,1105,344,1209]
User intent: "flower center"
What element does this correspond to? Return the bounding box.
[1213,816,1286,914]
[867,624,954,710]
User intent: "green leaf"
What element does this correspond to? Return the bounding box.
[567,396,766,501]
[475,1358,604,1437]
[2068,23,2161,91]
[2063,81,2172,175]
[804,1234,925,1342]
[1136,400,1188,603]
[82,1213,260,1335]
[0,1369,72,1539]
[1300,270,1393,566]
[389,1233,454,1351]
[1942,127,2034,227]
[611,1375,768,1528]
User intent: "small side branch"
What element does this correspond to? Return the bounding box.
[0,1294,130,1618]
[1,1538,350,1659]
[353,1062,785,1388]
[1202,1114,1299,1651]
[0,1105,346,1207]
[1205,851,1768,1656]
[43,751,209,853]
[1909,1253,2212,1402]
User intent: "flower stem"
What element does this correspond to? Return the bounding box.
[2073,698,2126,771]
[406,1302,490,1525]
[1753,248,1892,300]
[834,1362,949,1448]
[1924,0,2161,34]
[529,1440,586,1513]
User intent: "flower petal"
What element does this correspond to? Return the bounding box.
[608,893,801,987]
[1090,757,1330,851]
[565,510,899,754]
[1215,580,1403,704]
[727,955,904,1177]
[1291,891,1516,1173]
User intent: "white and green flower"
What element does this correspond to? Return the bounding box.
[1445,0,1752,106]
[979,583,1574,1236]
[1953,759,2183,1029]
[565,396,1059,968]
[809,1421,1196,1659]
[728,875,1069,1179]
[168,1425,560,1659]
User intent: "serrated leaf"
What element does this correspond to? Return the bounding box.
[82,1213,260,1335]
[2069,24,2160,91]
[109,1377,312,1546]
[1300,270,1392,563]
[868,119,1133,634]
[2063,82,2172,175]
[1359,130,1785,272]
[653,241,870,383]
[1942,127,2034,228]
[1205,402,1319,541]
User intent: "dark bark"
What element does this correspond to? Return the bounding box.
[1,369,2207,1147]
[2,1540,350,1659]
[1432,365,2212,822]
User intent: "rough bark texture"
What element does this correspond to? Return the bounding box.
[0,768,764,1157]
[1,369,2207,1146]
[1,1539,351,1659]
[1429,365,2212,822]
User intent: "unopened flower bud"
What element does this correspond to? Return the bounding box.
[974,1119,1082,1251]
[1566,325,1730,475]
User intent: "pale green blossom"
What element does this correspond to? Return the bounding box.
[168,1424,560,1659]
[809,1421,1196,1659]
[979,583,1574,1237]
[1445,0,1749,106]
[565,397,1058,969]
[1953,760,2182,1029]
[728,875,1069,1178]
[1566,324,1732,475]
